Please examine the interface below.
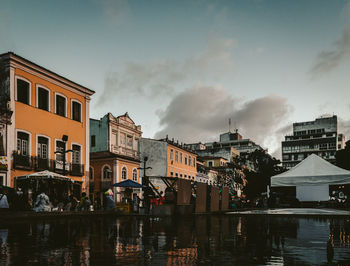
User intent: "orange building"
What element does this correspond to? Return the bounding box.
[89,112,142,202]
[0,52,94,192]
[140,138,197,193]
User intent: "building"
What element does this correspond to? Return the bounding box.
[199,156,228,168]
[0,52,94,191]
[90,112,142,202]
[139,137,197,193]
[281,115,345,169]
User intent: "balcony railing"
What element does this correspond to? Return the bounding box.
[13,152,33,170]
[110,145,140,159]
[34,157,51,171]
[71,163,84,176]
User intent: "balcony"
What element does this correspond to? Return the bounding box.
[71,163,84,176]
[53,160,70,175]
[34,157,51,171]
[110,145,140,160]
[13,152,33,170]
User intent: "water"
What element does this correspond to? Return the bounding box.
[1,215,350,265]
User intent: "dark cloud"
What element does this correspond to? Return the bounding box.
[97,38,235,105]
[154,86,293,157]
[310,25,350,77]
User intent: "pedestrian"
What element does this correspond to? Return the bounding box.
[33,191,51,212]
[105,189,115,211]
[0,188,9,210]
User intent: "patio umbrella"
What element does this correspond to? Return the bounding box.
[113,179,145,188]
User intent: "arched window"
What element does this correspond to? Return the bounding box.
[122,167,127,180]
[89,167,93,180]
[103,165,111,179]
[132,169,138,181]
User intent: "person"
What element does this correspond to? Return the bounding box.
[85,196,92,211]
[133,195,140,213]
[0,188,9,210]
[33,191,51,212]
[80,192,87,210]
[105,189,115,211]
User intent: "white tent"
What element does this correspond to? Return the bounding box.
[16,170,73,182]
[271,154,350,201]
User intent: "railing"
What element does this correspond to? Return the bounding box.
[71,163,84,176]
[34,157,51,171]
[13,152,33,170]
[110,145,140,159]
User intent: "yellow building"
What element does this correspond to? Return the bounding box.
[200,156,228,168]
[0,52,94,192]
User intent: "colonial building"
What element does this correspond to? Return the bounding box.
[282,115,345,169]
[90,112,142,202]
[0,52,94,191]
[139,137,197,193]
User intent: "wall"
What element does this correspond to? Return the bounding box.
[167,143,197,179]
[90,116,109,152]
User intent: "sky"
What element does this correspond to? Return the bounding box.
[1,0,350,159]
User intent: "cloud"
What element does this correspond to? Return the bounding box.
[154,86,293,157]
[97,0,130,25]
[310,3,350,77]
[339,117,350,140]
[97,38,235,105]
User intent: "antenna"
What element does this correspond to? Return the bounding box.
[229,118,231,132]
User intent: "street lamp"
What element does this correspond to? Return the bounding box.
[54,135,73,176]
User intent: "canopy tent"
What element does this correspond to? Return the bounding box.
[271,154,350,201]
[113,179,145,188]
[16,170,73,182]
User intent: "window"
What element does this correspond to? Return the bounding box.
[170,149,174,161]
[170,172,173,177]
[91,135,96,147]
[184,174,187,178]
[37,87,49,111]
[189,156,192,166]
[133,169,138,181]
[37,136,48,159]
[89,167,93,180]
[17,79,30,105]
[193,157,196,167]
[72,144,81,164]
[208,161,213,167]
[55,140,65,162]
[122,167,127,180]
[320,143,328,150]
[127,135,133,147]
[175,173,178,177]
[180,174,183,178]
[103,165,112,179]
[175,151,178,162]
[180,153,183,163]
[185,155,187,165]
[72,101,81,122]
[56,94,66,117]
[17,132,29,156]
[120,132,126,146]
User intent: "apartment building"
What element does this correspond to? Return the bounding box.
[0,52,94,191]
[281,115,345,169]
[139,138,197,193]
[90,112,142,201]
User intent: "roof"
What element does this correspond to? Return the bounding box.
[0,52,95,95]
[271,154,350,187]
[16,170,73,182]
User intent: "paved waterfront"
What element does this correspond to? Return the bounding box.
[1,215,350,265]
[229,208,350,216]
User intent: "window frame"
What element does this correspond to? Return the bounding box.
[89,166,94,181]
[102,164,112,179]
[16,129,32,156]
[71,142,82,165]
[132,168,138,181]
[54,138,67,162]
[15,76,32,106]
[36,84,51,112]
[36,134,50,159]
[121,166,127,180]
[54,92,68,117]
[71,99,82,122]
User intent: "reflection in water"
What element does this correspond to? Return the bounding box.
[0,216,350,265]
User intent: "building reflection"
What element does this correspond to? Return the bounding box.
[1,215,350,265]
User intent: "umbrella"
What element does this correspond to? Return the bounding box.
[113,179,145,188]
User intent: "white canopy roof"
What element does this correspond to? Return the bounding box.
[16,170,73,182]
[271,154,350,187]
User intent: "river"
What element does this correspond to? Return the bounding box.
[0,215,350,265]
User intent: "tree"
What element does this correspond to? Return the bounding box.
[336,140,350,171]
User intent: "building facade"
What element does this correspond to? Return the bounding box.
[90,112,142,202]
[0,52,94,190]
[139,138,197,193]
[281,115,345,169]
